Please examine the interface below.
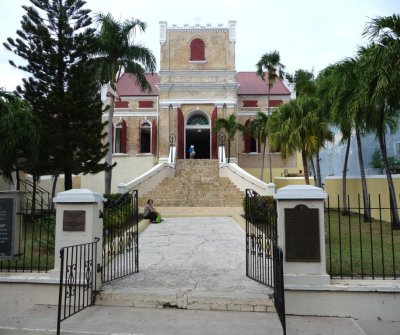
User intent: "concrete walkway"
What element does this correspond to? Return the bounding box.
[98,216,274,311]
[1,213,398,334]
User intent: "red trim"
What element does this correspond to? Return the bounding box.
[115,101,129,108]
[120,120,127,153]
[244,120,251,153]
[111,123,114,153]
[138,101,154,108]
[177,108,184,159]
[151,119,157,155]
[243,100,258,108]
[269,100,283,107]
[211,107,218,159]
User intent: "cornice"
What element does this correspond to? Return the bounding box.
[156,82,239,91]
[159,99,237,109]
[159,70,237,77]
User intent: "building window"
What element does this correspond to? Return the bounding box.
[187,113,209,126]
[190,38,205,61]
[244,120,258,153]
[113,119,127,153]
[395,142,400,156]
[269,100,283,108]
[138,101,154,108]
[140,120,152,153]
[243,100,258,108]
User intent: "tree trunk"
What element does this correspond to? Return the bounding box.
[355,127,371,221]
[51,174,59,210]
[316,149,322,188]
[301,150,310,185]
[260,142,266,181]
[31,176,37,217]
[227,139,231,163]
[378,130,400,229]
[309,157,317,186]
[342,138,351,215]
[16,167,20,191]
[267,86,272,183]
[105,95,115,194]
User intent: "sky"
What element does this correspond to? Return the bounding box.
[0,0,398,91]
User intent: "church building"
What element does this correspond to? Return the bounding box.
[104,21,296,190]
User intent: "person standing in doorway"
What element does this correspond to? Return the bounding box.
[189,145,196,159]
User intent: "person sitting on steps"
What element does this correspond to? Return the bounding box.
[143,199,162,223]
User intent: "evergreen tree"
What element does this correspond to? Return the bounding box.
[0,90,40,188]
[3,0,108,190]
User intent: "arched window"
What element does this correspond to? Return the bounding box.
[140,120,152,153]
[187,113,209,126]
[113,119,127,154]
[190,38,205,61]
[244,119,258,153]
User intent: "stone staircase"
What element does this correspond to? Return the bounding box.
[139,159,244,207]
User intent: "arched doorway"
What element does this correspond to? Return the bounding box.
[185,112,210,159]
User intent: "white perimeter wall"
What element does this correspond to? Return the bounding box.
[81,155,155,194]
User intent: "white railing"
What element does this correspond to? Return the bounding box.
[220,163,275,196]
[117,147,176,194]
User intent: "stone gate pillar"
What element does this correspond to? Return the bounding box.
[52,189,104,279]
[274,185,330,286]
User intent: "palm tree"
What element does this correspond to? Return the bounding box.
[269,98,321,185]
[251,111,269,181]
[319,59,371,220]
[214,114,246,163]
[256,51,285,182]
[359,14,400,228]
[94,13,156,194]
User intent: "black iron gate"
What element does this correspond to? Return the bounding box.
[57,190,139,334]
[245,189,286,335]
[102,190,139,283]
[57,238,100,335]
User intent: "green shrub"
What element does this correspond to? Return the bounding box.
[34,214,56,252]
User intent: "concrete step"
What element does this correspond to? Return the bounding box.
[141,161,244,207]
[96,287,274,312]
[0,304,285,335]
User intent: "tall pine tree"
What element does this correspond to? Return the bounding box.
[4,0,108,190]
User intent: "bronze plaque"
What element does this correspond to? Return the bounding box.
[63,210,85,231]
[285,204,320,262]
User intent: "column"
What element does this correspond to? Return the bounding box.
[274,185,330,286]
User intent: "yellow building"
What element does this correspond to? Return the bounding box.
[105,21,296,185]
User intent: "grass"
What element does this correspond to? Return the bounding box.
[0,215,55,272]
[325,209,400,279]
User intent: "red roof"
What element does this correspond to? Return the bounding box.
[236,72,290,96]
[116,73,159,96]
[115,71,290,96]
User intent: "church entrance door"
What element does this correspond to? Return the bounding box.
[185,112,211,159]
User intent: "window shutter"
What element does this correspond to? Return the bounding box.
[111,123,114,153]
[177,108,184,159]
[121,120,127,153]
[244,120,251,153]
[190,38,205,61]
[212,107,218,159]
[151,120,157,155]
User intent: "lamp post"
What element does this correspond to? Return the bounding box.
[169,133,176,147]
[218,132,225,146]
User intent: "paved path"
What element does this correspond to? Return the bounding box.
[100,217,273,310]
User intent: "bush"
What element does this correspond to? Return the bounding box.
[34,214,56,252]
[243,195,275,224]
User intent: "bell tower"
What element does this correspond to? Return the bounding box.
[157,21,239,161]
